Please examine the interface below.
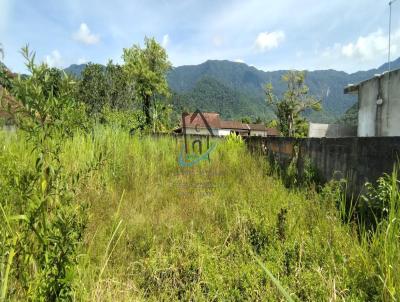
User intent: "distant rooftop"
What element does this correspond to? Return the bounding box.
[181,112,271,131]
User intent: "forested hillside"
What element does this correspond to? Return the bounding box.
[65,57,400,122]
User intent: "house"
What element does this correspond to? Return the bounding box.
[344,68,400,137]
[265,127,280,137]
[248,123,268,137]
[220,120,250,136]
[175,112,278,137]
[179,112,221,136]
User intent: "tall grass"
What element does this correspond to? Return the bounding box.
[356,169,400,301]
[1,128,400,300]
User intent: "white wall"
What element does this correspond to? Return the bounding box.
[383,70,400,136]
[250,130,267,137]
[309,123,357,138]
[358,79,378,137]
[184,127,268,137]
[357,69,400,137]
[184,127,219,136]
[217,129,232,136]
[309,123,329,137]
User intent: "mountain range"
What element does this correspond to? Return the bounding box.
[65,57,400,123]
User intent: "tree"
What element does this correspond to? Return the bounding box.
[0,43,14,90]
[265,71,321,137]
[266,119,279,128]
[76,63,107,114]
[104,61,133,110]
[241,116,251,124]
[5,46,89,299]
[38,67,63,99]
[123,37,171,128]
[76,62,136,115]
[254,116,263,124]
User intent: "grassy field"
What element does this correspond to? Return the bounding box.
[1,128,399,301]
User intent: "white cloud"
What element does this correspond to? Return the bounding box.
[319,28,400,71]
[45,50,63,67]
[77,57,87,64]
[212,35,224,47]
[162,34,169,48]
[73,23,100,45]
[340,29,390,61]
[254,31,285,52]
[234,58,245,63]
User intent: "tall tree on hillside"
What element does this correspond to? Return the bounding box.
[123,37,171,127]
[265,71,321,137]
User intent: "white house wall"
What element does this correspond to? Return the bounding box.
[357,69,400,137]
[250,130,267,137]
[217,129,232,136]
[183,127,269,137]
[184,128,220,136]
[383,70,400,136]
[309,123,357,138]
[358,79,378,137]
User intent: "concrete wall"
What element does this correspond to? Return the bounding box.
[250,130,267,137]
[246,136,400,195]
[357,69,400,136]
[184,128,267,137]
[308,123,357,138]
[184,127,220,136]
[218,129,232,136]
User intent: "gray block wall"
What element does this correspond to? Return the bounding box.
[246,136,400,195]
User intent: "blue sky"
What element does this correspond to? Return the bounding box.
[1,0,400,73]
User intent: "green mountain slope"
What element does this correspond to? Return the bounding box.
[64,64,86,77]
[167,58,400,122]
[64,57,400,122]
[171,76,274,120]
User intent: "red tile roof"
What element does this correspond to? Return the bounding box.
[248,123,268,131]
[180,112,280,137]
[181,112,221,128]
[266,127,280,136]
[220,120,247,130]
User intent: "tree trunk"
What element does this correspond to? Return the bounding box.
[143,95,151,127]
[288,113,294,137]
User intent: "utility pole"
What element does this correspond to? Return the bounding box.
[388,0,398,74]
[387,0,398,128]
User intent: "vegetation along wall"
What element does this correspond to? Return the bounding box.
[246,136,400,195]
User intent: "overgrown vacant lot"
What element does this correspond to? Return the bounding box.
[1,129,399,301]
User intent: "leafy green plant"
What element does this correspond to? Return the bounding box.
[100,105,144,130]
[0,46,98,301]
[360,172,397,228]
